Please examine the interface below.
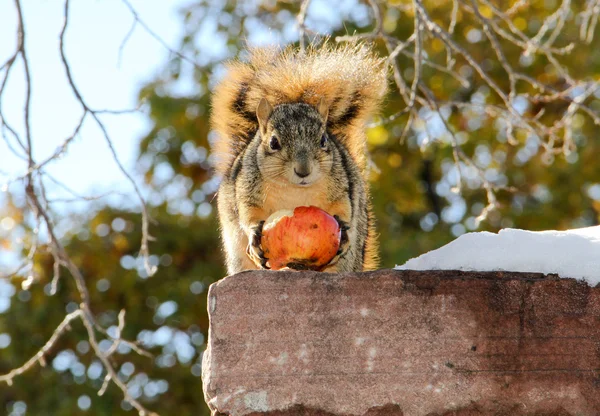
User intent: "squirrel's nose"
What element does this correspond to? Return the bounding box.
[294,167,311,178]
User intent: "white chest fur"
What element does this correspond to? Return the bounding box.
[262,179,331,216]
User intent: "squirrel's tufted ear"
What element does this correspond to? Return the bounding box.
[256,98,273,136]
[317,97,329,124]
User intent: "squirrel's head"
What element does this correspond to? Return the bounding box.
[255,98,333,187]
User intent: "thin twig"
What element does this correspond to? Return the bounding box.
[297,0,312,51]
[59,0,156,277]
[0,310,83,385]
[1,1,160,414]
[118,18,137,67]
[120,0,200,69]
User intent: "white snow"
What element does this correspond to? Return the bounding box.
[396,226,600,285]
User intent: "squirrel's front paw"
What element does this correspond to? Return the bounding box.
[246,221,270,269]
[327,215,350,266]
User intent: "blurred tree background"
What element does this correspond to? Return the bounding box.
[2,0,600,415]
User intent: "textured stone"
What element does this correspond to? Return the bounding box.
[202,269,600,416]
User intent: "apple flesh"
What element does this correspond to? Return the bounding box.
[261,206,341,271]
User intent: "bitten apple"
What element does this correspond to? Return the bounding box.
[261,206,341,270]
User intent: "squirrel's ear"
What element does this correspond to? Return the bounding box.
[256,98,273,135]
[317,97,329,124]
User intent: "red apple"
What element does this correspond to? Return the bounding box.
[262,206,341,271]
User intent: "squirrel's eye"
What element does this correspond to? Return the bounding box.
[269,136,281,151]
[320,134,328,149]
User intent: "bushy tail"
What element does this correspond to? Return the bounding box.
[211,42,388,175]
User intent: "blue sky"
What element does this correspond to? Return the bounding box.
[0,0,192,199]
[0,0,363,201]
[0,0,364,271]
[0,0,200,274]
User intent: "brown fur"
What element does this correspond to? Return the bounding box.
[211,43,388,175]
[211,43,387,275]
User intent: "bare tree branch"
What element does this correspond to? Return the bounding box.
[118,17,138,67]
[1,1,160,414]
[59,0,156,278]
[0,2,27,158]
[335,0,600,222]
[297,0,312,51]
[580,0,600,43]
[120,0,200,69]
[0,310,83,385]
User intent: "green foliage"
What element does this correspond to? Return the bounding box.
[2,1,600,415]
[1,207,222,415]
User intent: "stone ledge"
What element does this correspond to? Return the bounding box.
[201,269,600,416]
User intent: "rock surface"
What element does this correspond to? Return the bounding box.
[202,269,600,416]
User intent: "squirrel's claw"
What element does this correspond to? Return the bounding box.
[328,215,350,266]
[247,221,270,269]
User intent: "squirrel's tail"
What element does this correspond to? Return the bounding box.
[211,42,388,175]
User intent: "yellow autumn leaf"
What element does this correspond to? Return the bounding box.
[367,125,389,146]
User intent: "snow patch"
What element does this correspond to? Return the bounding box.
[396,226,600,284]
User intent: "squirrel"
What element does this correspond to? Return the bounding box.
[210,43,388,275]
